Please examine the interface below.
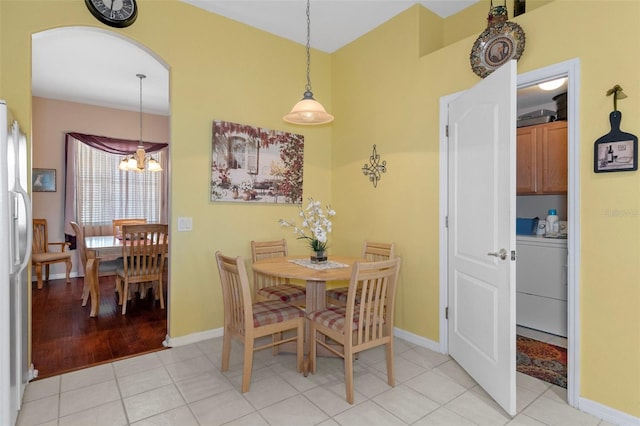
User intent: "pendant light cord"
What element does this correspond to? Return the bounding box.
[137,73,145,147]
[305,0,312,94]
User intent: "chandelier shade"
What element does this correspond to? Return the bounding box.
[119,73,163,172]
[283,0,333,125]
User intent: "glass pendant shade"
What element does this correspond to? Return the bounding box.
[283,91,334,125]
[283,0,333,125]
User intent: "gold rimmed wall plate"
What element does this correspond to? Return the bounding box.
[470,21,526,78]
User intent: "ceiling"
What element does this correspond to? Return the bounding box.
[31,1,566,117]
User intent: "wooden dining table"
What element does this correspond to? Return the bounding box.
[252,255,364,314]
[84,235,125,317]
[84,235,168,317]
[253,254,365,371]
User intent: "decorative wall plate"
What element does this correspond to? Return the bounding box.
[470,21,526,78]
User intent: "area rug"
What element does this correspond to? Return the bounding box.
[516,335,567,388]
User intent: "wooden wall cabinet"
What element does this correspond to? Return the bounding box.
[516,121,568,195]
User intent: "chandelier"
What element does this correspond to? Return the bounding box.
[119,73,162,172]
[283,0,334,125]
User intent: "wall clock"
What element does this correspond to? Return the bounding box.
[85,0,138,28]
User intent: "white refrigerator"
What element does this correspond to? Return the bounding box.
[0,100,33,426]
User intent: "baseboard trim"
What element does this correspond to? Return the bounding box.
[578,397,639,426]
[393,327,442,353]
[165,327,223,347]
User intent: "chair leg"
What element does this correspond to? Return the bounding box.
[386,341,395,387]
[121,281,129,315]
[81,279,90,306]
[115,276,123,305]
[45,265,50,282]
[344,344,354,404]
[65,259,72,283]
[241,340,254,393]
[35,264,43,289]
[272,332,281,355]
[221,330,232,372]
[296,320,304,373]
[309,323,317,375]
[157,280,165,309]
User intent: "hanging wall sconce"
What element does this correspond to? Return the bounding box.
[362,144,387,187]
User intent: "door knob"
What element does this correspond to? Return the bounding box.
[487,249,507,260]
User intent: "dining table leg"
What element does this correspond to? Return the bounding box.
[85,250,101,317]
[303,280,326,375]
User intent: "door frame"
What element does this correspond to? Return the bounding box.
[439,58,581,407]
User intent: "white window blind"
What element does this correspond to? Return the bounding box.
[77,142,164,226]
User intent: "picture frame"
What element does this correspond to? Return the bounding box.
[32,168,56,192]
[594,139,637,173]
[593,111,638,173]
[210,120,304,204]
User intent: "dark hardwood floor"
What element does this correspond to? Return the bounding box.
[31,274,168,379]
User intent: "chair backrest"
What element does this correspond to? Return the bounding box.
[120,224,168,283]
[362,241,395,261]
[113,218,147,237]
[70,221,87,267]
[32,218,50,254]
[250,239,290,294]
[215,251,254,335]
[345,258,401,345]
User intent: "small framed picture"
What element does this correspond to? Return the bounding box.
[594,139,637,173]
[32,168,56,192]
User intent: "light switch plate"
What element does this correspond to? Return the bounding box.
[177,217,192,232]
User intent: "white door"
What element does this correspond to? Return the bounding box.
[447,61,517,415]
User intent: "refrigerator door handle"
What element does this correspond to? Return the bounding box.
[12,189,32,275]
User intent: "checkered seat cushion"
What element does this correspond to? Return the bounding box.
[326,287,361,305]
[257,284,306,304]
[308,306,378,334]
[253,300,304,328]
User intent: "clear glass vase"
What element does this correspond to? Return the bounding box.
[310,250,327,263]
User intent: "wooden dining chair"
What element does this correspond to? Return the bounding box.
[32,218,72,289]
[250,239,306,306]
[112,218,147,238]
[326,241,396,306]
[115,224,168,315]
[215,251,304,392]
[70,221,123,306]
[308,257,401,404]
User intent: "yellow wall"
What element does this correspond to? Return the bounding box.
[0,0,333,337]
[2,0,640,419]
[332,0,640,418]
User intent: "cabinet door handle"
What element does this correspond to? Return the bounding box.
[487,249,508,260]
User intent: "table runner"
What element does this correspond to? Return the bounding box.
[288,258,349,270]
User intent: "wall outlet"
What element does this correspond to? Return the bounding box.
[177,217,193,232]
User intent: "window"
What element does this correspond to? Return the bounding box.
[76,142,165,226]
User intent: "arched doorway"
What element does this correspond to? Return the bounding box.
[31,27,171,377]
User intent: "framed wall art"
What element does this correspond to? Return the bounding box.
[210,120,304,204]
[594,111,638,173]
[32,168,56,192]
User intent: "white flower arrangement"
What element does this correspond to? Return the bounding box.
[279,198,336,252]
[240,180,254,192]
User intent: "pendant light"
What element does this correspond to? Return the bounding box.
[119,73,163,172]
[283,0,334,125]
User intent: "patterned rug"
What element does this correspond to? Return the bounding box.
[516,335,567,388]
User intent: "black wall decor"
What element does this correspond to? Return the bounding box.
[594,85,637,173]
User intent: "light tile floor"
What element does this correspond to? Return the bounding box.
[17,333,613,426]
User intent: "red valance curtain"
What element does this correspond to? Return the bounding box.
[66,132,168,155]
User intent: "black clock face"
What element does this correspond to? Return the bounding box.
[85,0,138,28]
